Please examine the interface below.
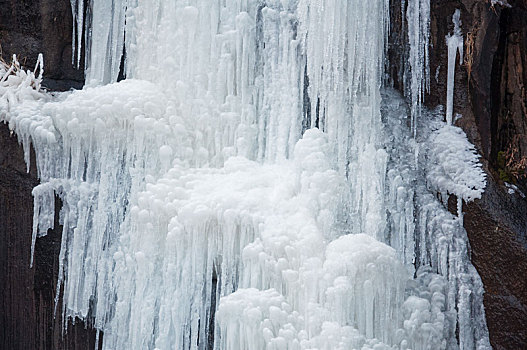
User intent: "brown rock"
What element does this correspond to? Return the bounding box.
[1,0,98,348]
[0,0,84,90]
[0,123,101,349]
[401,0,527,348]
[1,0,526,348]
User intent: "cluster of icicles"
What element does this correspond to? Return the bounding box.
[0,0,491,349]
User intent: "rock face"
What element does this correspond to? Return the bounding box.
[0,0,84,90]
[0,2,96,349]
[391,0,527,348]
[390,0,527,348]
[1,0,526,349]
[0,124,101,349]
[429,2,527,349]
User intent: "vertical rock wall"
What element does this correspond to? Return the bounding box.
[0,124,101,349]
[461,2,527,347]
[390,0,527,348]
[0,1,96,348]
[1,0,526,348]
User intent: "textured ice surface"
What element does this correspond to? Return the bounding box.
[405,0,430,136]
[0,1,491,349]
[428,124,486,202]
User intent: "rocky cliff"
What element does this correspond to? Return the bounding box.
[391,1,527,348]
[1,2,95,349]
[1,0,526,349]
[430,2,527,348]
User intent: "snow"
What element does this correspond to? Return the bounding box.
[427,124,486,202]
[0,1,492,349]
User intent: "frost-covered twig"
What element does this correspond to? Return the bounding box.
[490,0,512,9]
[0,53,45,110]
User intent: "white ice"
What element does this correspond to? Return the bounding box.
[445,9,463,125]
[0,1,491,349]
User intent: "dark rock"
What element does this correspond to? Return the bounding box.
[0,123,100,349]
[391,0,527,348]
[464,180,527,350]
[42,78,84,92]
[1,0,96,348]
[0,0,84,87]
[489,1,527,186]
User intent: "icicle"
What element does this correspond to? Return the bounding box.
[457,195,463,222]
[85,0,127,85]
[30,183,56,267]
[34,53,44,80]
[0,1,491,349]
[446,9,463,125]
[69,0,84,69]
[405,0,430,137]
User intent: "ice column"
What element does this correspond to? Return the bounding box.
[70,0,84,68]
[406,0,430,137]
[70,0,127,84]
[80,0,127,85]
[446,9,463,125]
[298,0,390,239]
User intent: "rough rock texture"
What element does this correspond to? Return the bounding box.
[0,124,101,349]
[0,0,84,90]
[429,0,527,182]
[430,2,527,349]
[0,1,98,349]
[390,0,527,348]
[391,0,527,348]
[464,184,527,350]
[1,0,526,349]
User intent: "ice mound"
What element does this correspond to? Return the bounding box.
[102,129,421,349]
[45,79,169,135]
[0,0,492,348]
[427,124,486,202]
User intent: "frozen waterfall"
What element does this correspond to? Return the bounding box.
[0,0,491,349]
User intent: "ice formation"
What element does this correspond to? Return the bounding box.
[445,9,463,126]
[490,0,512,8]
[428,124,486,204]
[0,0,492,349]
[405,0,430,136]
